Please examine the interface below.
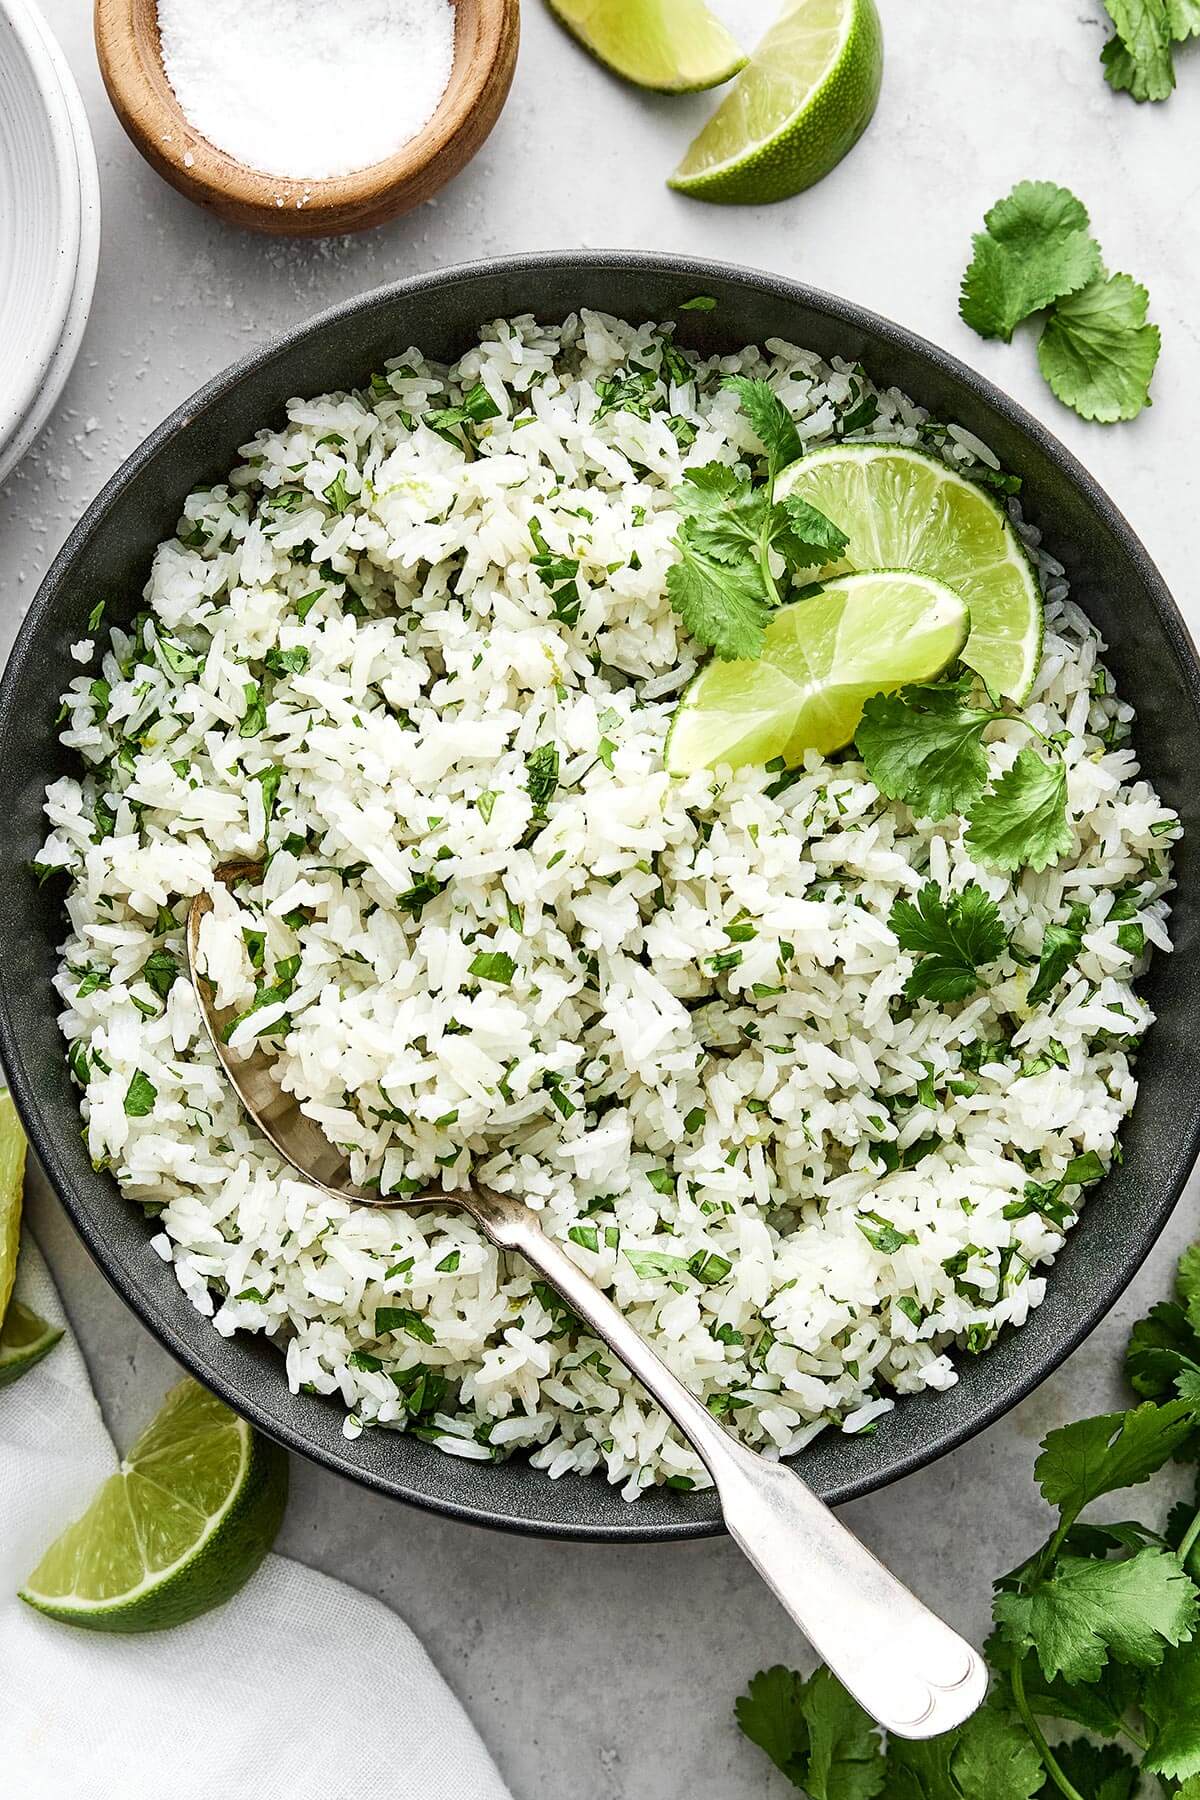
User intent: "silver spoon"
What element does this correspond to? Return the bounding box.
[187,876,987,1739]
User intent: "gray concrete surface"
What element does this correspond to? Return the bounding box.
[4,3,1200,1795]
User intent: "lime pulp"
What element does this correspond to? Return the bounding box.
[0,1298,63,1388]
[777,442,1043,701]
[546,0,746,93]
[665,569,970,775]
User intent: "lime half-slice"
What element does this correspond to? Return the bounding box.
[665,569,969,774]
[0,1298,63,1388]
[0,1089,28,1327]
[546,0,746,92]
[669,0,883,204]
[778,443,1042,701]
[21,1378,287,1633]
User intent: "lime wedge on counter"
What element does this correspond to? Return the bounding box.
[21,1379,288,1633]
[546,0,746,92]
[669,0,883,204]
[665,569,969,774]
[0,1298,63,1388]
[777,444,1043,701]
[0,1088,28,1327]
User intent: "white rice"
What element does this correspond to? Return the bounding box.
[39,311,1178,1497]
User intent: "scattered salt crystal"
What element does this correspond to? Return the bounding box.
[156,0,456,182]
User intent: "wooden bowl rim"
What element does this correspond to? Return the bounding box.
[94,0,516,220]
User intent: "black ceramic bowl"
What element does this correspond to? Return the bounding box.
[2,253,1198,1541]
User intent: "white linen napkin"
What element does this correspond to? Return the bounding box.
[0,1231,513,1800]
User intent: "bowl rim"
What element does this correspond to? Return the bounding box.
[4,249,1199,1541]
[0,0,87,473]
[0,0,101,487]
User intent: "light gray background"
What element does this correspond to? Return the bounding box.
[4,3,1200,1795]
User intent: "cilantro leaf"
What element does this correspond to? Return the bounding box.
[1125,1303,1200,1401]
[1101,0,1176,100]
[985,1629,1141,1738]
[673,462,767,564]
[1049,1740,1139,1800]
[947,1707,1044,1800]
[1170,0,1200,33]
[798,1666,885,1800]
[468,950,516,986]
[1142,1637,1200,1780]
[1180,1243,1200,1331]
[722,375,803,472]
[1027,903,1088,1007]
[856,681,993,821]
[735,1665,808,1782]
[960,182,1103,342]
[965,749,1071,873]
[666,536,772,661]
[1035,1401,1200,1520]
[1037,272,1161,423]
[123,1070,157,1118]
[994,1546,1197,1683]
[884,1732,958,1800]
[774,493,849,572]
[734,1666,885,1798]
[889,881,1009,1003]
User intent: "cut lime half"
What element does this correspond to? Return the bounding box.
[546,0,746,92]
[670,0,883,204]
[21,1378,288,1633]
[665,569,969,775]
[0,1298,63,1388]
[777,443,1042,701]
[0,1089,28,1328]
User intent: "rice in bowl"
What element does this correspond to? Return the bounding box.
[38,310,1178,1498]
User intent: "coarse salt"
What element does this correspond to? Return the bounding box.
[156,0,456,182]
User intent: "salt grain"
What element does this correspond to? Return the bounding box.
[156,0,456,181]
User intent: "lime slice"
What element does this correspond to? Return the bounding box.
[546,0,746,92]
[0,1089,28,1328]
[665,569,969,774]
[20,1379,288,1633]
[777,443,1043,701]
[0,1298,63,1388]
[669,0,883,204]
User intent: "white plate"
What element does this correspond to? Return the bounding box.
[0,0,100,488]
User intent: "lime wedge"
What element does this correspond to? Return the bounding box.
[20,1379,288,1633]
[546,0,746,92]
[665,569,969,774]
[777,444,1043,701]
[0,1089,28,1328]
[669,0,883,204]
[0,1298,63,1388]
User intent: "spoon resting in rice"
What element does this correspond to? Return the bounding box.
[188,868,986,1739]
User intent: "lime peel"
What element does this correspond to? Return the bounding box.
[670,0,884,205]
[20,1378,287,1632]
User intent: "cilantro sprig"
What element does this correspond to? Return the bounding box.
[856,677,1072,874]
[736,1235,1200,1800]
[666,377,847,661]
[1100,0,1200,101]
[959,181,1160,423]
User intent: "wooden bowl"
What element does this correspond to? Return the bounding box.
[93,0,519,236]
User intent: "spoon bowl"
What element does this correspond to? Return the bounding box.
[93,0,519,236]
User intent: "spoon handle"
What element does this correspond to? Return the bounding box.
[468,1188,987,1740]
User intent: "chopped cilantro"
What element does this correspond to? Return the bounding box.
[123,1070,157,1117]
[889,882,1009,1003]
[469,949,516,985]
